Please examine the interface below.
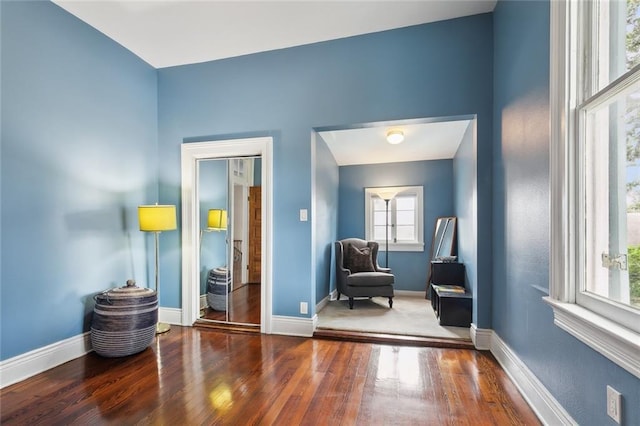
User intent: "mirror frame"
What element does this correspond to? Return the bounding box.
[181,137,273,333]
[426,216,457,289]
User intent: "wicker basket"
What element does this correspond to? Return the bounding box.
[207,267,230,311]
[91,280,157,357]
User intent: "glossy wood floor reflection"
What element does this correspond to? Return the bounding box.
[201,283,261,324]
[1,327,539,425]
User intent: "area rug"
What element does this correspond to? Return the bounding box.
[316,295,470,340]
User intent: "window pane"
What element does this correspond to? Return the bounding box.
[373,211,387,227]
[373,198,386,210]
[396,210,415,226]
[374,226,386,241]
[396,196,415,210]
[396,225,415,241]
[592,1,640,91]
[584,80,640,310]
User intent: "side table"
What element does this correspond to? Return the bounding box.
[432,286,472,327]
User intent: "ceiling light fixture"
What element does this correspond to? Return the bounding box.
[386,129,404,145]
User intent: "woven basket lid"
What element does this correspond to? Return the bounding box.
[95,279,156,303]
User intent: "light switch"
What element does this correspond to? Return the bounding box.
[300,209,308,221]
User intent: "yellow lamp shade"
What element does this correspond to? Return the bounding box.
[207,209,227,231]
[138,205,177,232]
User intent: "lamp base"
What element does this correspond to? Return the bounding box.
[155,322,171,334]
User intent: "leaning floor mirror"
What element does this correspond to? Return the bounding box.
[425,216,457,294]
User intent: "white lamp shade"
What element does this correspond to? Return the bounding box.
[138,205,177,232]
[207,209,227,230]
[376,190,398,201]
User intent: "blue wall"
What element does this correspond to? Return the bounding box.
[338,160,454,291]
[314,134,339,304]
[157,14,494,317]
[493,1,639,424]
[0,2,158,360]
[453,122,481,323]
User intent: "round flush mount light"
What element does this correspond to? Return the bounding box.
[386,129,404,145]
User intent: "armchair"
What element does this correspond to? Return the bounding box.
[335,238,395,309]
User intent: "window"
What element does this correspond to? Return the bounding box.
[364,186,424,252]
[549,0,640,378]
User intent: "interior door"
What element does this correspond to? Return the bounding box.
[248,186,262,283]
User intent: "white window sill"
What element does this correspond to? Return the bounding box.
[377,242,424,252]
[543,297,640,379]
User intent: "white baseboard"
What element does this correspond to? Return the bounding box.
[490,333,576,425]
[271,315,316,337]
[394,290,424,297]
[160,307,182,325]
[470,324,492,350]
[0,332,92,389]
[162,306,316,337]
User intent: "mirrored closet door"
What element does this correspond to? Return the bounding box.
[198,156,262,325]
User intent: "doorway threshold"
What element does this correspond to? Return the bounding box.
[313,328,474,349]
[194,319,260,334]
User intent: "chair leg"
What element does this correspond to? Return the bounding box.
[388,297,393,308]
[349,297,354,309]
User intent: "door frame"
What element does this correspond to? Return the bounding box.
[180,137,273,333]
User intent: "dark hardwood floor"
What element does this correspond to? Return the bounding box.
[1,327,540,425]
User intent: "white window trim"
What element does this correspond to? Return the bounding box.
[546,0,640,379]
[364,186,424,252]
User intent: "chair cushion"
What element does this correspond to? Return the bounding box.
[347,272,394,287]
[346,244,375,273]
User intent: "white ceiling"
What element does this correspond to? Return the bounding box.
[52,0,497,69]
[52,0,490,164]
[319,120,471,166]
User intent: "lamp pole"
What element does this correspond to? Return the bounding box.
[154,231,160,293]
[385,199,390,268]
[376,191,396,269]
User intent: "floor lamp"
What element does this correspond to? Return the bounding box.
[138,204,177,334]
[376,191,397,268]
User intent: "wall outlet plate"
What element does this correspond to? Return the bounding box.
[607,385,621,424]
[300,302,308,315]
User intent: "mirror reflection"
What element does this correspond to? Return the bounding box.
[198,156,262,326]
[426,216,457,295]
[433,216,456,260]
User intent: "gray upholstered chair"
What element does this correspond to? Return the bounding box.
[335,238,395,309]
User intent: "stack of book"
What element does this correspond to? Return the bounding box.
[431,284,466,294]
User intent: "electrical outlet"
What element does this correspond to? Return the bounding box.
[300,302,308,315]
[607,385,621,424]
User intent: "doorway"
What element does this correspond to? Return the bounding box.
[312,117,477,341]
[180,137,273,333]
